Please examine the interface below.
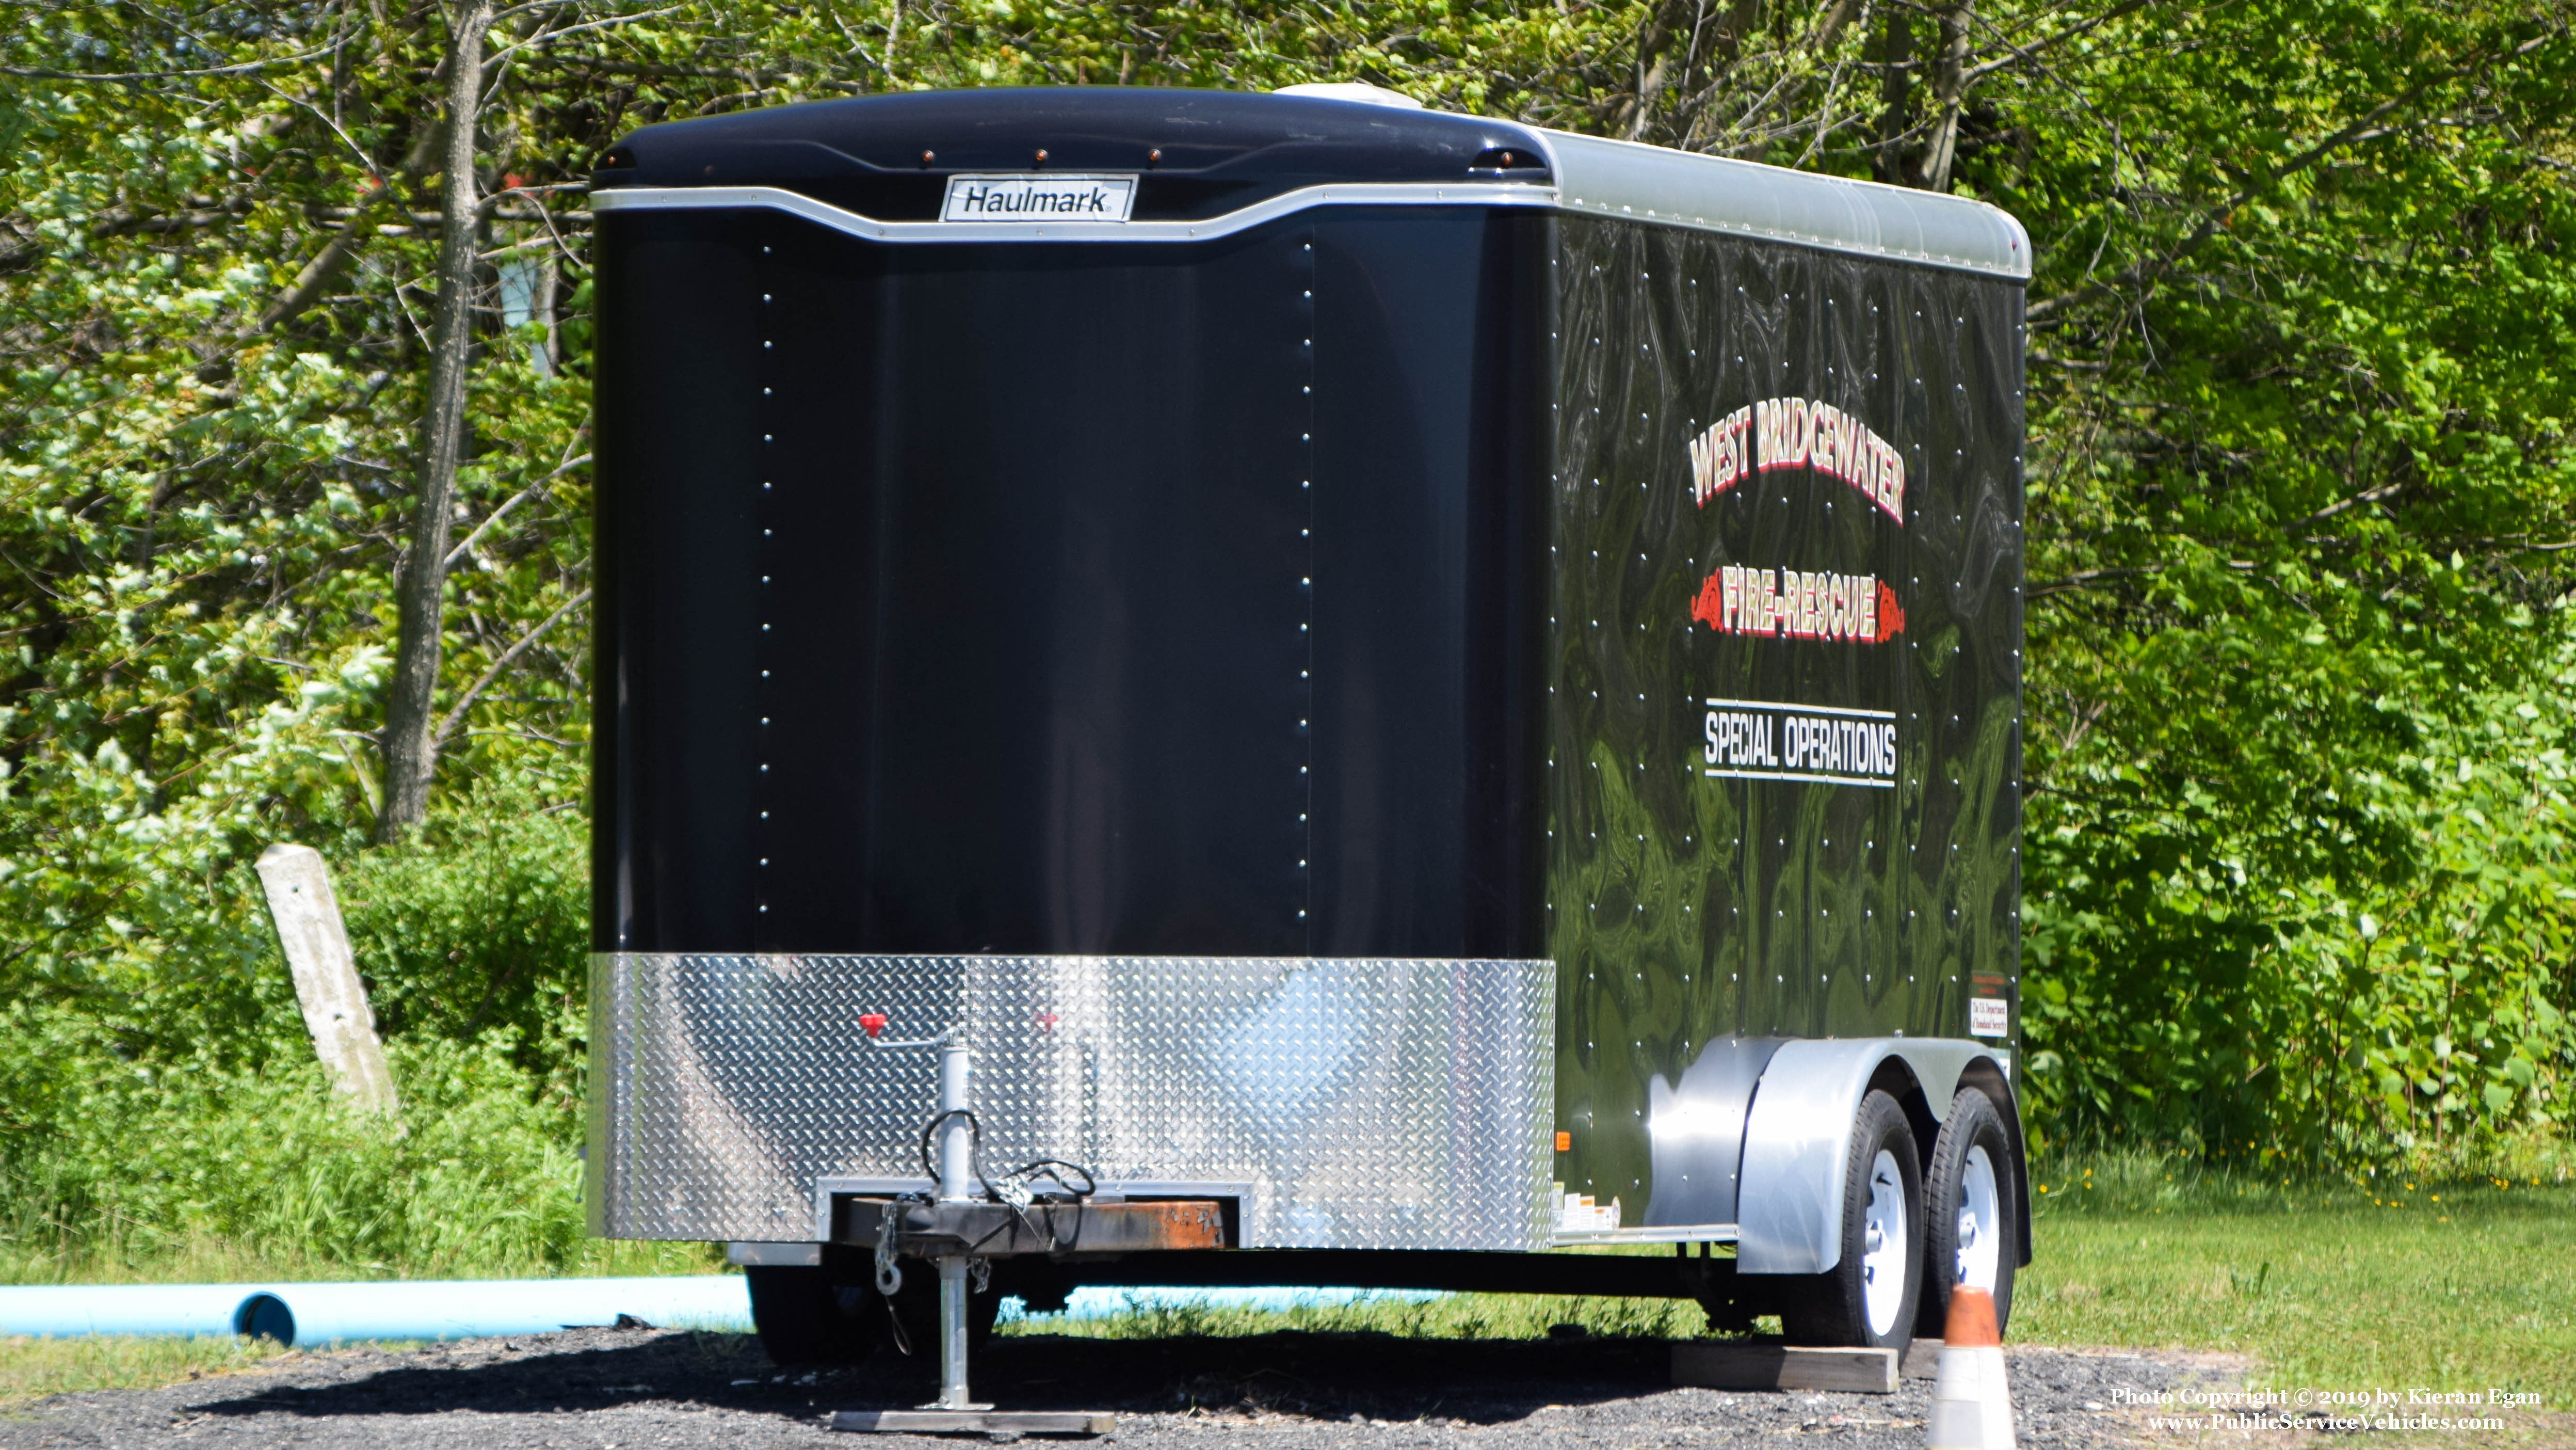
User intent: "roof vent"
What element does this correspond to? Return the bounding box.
[1273,82,1424,109]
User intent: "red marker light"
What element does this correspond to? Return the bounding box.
[860,1013,888,1039]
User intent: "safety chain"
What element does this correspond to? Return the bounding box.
[874,1196,914,1297]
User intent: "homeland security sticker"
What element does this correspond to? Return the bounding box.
[1970,998,2010,1037]
[941,173,1138,222]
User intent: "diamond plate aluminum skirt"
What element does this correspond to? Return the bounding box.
[586,954,1557,1250]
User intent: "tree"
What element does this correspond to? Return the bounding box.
[378,0,496,840]
[2,0,2570,1162]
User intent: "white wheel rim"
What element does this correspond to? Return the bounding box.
[1860,1148,1909,1337]
[1955,1144,2002,1292]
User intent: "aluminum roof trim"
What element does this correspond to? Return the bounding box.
[593,152,2031,279]
[1527,130,2031,280]
[589,181,1557,243]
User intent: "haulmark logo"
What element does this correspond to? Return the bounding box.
[1687,396,1906,521]
[940,173,1139,223]
[1689,564,1904,644]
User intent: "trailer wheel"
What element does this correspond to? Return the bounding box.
[745,1265,883,1366]
[1779,1089,1923,1349]
[1917,1087,2018,1337]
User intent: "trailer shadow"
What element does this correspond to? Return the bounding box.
[178,1324,1673,1426]
[973,1327,1674,1423]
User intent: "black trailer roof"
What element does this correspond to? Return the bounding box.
[592,87,2030,279]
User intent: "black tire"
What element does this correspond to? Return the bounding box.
[745,1264,884,1366]
[1917,1087,2019,1338]
[1779,1089,1924,1349]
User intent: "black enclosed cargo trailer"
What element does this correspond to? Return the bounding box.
[584,84,2030,1366]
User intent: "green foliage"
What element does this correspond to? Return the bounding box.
[1998,3,2576,1161]
[2025,644,2576,1162]
[0,1030,710,1283]
[339,778,590,1078]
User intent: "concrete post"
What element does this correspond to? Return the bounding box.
[255,843,400,1114]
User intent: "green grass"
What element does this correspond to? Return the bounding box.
[7,1151,2570,1415]
[2017,1151,2576,1411]
[1002,1288,1712,1343]
[0,1229,715,1407]
[0,1234,719,1290]
[0,1035,730,1290]
[1012,1153,2576,1414]
[0,1333,297,1407]
[0,1244,717,1408]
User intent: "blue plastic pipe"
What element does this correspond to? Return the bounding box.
[0,1283,252,1339]
[0,1278,1430,1345]
[0,1276,751,1347]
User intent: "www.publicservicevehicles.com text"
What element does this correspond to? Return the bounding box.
[2118,1386,2535,1433]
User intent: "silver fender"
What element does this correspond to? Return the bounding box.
[1734,1038,2010,1275]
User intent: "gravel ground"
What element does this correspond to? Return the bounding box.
[0,1324,2243,1449]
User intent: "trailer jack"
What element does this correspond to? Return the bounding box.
[830,1023,1115,1439]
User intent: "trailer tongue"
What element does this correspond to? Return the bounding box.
[583,83,2033,1399]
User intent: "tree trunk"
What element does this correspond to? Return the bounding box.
[1872,6,1914,186]
[377,0,492,841]
[1920,2,1973,193]
[535,253,559,377]
[1615,0,1701,142]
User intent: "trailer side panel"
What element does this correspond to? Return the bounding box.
[1546,217,2024,1233]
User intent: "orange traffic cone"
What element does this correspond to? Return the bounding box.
[1925,1287,2014,1450]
